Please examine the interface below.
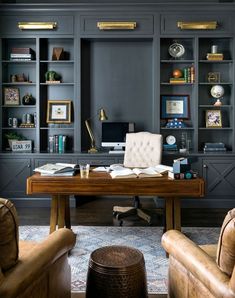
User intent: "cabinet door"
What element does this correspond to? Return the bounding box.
[0,158,31,197]
[203,159,235,196]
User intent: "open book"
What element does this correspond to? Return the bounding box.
[34,163,78,175]
[110,166,163,179]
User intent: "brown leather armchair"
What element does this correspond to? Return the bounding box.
[162,209,235,298]
[0,198,76,298]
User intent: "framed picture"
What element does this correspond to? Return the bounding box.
[4,88,20,105]
[206,109,222,128]
[161,95,189,119]
[46,100,71,123]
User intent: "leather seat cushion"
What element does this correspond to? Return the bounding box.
[0,198,19,271]
[216,208,235,276]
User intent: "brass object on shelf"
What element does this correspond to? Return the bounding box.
[177,21,217,30]
[18,22,57,30]
[97,21,137,30]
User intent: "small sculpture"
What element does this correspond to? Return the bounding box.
[45,70,61,82]
[22,93,35,105]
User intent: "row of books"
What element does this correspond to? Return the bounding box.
[170,66,195,84]
[48,135,67,153]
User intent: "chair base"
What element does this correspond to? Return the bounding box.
[113,205,151,225]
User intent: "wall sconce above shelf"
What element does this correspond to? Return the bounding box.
[97,22,137,30]
[177,21,217,30]
[18,22,57,30]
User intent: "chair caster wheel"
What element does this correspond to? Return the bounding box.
[119,220,123,226]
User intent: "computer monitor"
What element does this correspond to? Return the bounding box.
[101,122,135,153]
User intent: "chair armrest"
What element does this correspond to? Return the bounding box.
[0,228,76,297]
[162,230,232,298]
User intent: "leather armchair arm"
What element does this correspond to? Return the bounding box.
[0,228,76,297]
[162,230,235,298]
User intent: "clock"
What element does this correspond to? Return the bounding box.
[166,135,176,145]
[168,43,185,58]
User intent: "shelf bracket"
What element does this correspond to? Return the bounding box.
[97,21,137,30]
[18,22,57,30]
[177,21,217,30]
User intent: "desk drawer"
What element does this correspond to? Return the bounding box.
[0,15,74,35]
[161,13,232,34]
[80,15,153,35]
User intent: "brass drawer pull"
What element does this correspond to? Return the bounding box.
[18,22,57,30]
[97,21,137,30]
[177,21,217,30]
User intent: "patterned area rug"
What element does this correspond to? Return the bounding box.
[19,226,220,294]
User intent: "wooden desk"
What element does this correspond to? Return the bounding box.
[27,172,205,233]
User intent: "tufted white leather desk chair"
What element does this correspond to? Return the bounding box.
[113,132,163,225]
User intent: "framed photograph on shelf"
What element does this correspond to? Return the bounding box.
[205,109,222,128]
[46,100,71,123]
[161,95,189,119]
[4,87,20,105]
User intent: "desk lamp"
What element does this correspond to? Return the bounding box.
[85,108,108,153]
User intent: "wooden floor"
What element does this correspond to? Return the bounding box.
[16,196,229,227]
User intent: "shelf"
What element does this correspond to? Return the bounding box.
[40,82,74,86]
[199,60,233,63]
[2,105,36,108]
[2,82,36,86]
[2,60,36,64]
[160,127,194,130]
[160,60,194,63]
[199,82,232,85]
[160,82,194,86]
[2,127,36,130]
[199,105,232,108]
[40,127,74,130]
[40,60,74,63]
[198,127,233,130]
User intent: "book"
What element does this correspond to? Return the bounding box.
[11,47,34,54]
[34,163,78,175]
[110,166,163,179]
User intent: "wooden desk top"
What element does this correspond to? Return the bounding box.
[27,172,205,198]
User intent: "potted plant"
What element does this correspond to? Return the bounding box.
[5,132,24,149]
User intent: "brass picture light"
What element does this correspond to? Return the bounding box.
[85,108,108,153]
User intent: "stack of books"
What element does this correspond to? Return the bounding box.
[203,142,226,152]
[48,135,67,153]
[34,163,79,176]
[163,144,178,151]
[10,48,35,61]
[170,66,195,84]
[206,53,223,61]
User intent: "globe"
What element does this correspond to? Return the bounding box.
[210,85,224,99]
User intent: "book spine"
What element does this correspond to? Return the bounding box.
[48,136,54,153]
[191,65,195,83]
[11,47,33,54]
[54,135,59,153]
[62,135,67,153]
[58,135,64,153]
[184,68,188,82]
[187,67,191,83]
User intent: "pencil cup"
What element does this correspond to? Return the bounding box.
[79,164,90,178]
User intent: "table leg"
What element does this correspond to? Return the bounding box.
[173,197,181,231]
[165,197,173,232]
[50,195,58,234]
[58,195,66,228]
[65,196,71,229]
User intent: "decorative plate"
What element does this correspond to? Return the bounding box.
[166,135,176,145]
[168,43,185,58]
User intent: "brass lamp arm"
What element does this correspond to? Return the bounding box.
[85,119,96,148]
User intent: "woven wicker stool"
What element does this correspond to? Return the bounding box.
[86,245,148,298]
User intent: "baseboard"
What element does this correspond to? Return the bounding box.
[71,293,167,298]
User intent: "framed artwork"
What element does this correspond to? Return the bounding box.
[206,110,222,128]
[46,100,71,123]
[161,95,189,119]
[4,88,20,105]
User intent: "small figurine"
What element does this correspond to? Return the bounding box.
[22,93,35,105]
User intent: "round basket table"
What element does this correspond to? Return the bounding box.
[86,245,148,298]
